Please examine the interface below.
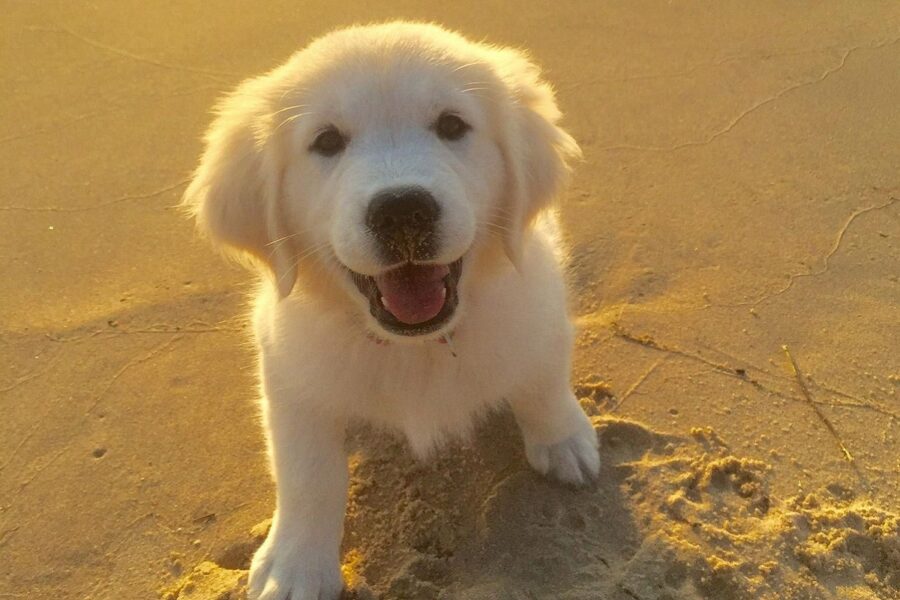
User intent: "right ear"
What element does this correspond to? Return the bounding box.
[487,47,581,269]
[182,79,298,298]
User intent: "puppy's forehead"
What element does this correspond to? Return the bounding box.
[334,67,470,122]
[289,47,494,129]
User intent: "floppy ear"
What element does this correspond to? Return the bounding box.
[495,51,581,267]
[182,79,298,298]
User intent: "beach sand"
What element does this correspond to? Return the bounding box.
[2,2,898,599]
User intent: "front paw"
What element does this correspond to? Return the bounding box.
[248,531,343,600]
[524,417,600,486]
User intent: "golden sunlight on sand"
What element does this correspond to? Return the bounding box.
[2,2,898,599]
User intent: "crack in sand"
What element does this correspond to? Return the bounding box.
[562,43,850,88]
[45,325,243,343]
[782,346,872,491]
[0,445,69,524]
[0,525,21,548]
[0,422,42,474]
[0,336,183,530]
[612,325,900,420]
[613,323,797,397]
[86,335,181,416]
[0,365,50,394]
[34,317,245,344]
[78,514,171,600]
[0,178,190,213]
[0,107,125,146]
[27,25,235,83]
[598,37,900,152]
[105,325,244,335]
[0,322,239,398]
[621,587,645,600]
[612,358,665,413]
[0,349,64,395]
[0,85,222,147]
[743,197,899,307]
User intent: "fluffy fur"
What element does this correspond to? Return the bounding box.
[184,22,599,600]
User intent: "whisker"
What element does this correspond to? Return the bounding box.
[452,62,481,73]
[290,241,331,265]
[273,111,312,134]
[273,239,328,269]
[266,103,310,118]
[265,226,324,248]
[484,222,513,233]
[266,232,302,248]
[475,223,507,245]
[482,226,512,241]
[490,212,516,226]
[277,85,309,104]
[275,242,331,288]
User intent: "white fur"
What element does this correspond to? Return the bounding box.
[184,22,598,600]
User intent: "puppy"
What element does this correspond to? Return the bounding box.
[184,21,599,600]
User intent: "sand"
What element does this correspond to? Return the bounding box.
[2,2,899,599]
[158,415,899,600]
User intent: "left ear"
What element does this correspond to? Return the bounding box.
[182,75,299,298]
[494,51,581,267]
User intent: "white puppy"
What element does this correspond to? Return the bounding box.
[184,21,599,600]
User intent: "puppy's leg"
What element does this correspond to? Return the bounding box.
[248,396,347,600]
[510,377,600,487]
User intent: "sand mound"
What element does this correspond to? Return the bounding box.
[619,426,899,600]
[161,415,899,599]
[160,561,247,600]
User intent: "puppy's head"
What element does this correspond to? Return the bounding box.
[184,22,579,340]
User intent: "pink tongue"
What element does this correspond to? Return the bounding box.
[375,264,450,325]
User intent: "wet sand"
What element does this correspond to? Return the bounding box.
[2,2,899,599]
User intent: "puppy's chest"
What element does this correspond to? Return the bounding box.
[357,338,515,418]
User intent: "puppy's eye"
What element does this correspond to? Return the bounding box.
[310,127,347,156]
[434,112,470,141]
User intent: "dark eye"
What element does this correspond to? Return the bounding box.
[434,112,470,141]
[310,127,347,156]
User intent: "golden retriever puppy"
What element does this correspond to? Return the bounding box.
[184,21,598,600]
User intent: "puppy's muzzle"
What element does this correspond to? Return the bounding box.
[366,187,440,263]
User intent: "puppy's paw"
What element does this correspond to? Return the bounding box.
[248,533,343,600]
[525,419,600,486]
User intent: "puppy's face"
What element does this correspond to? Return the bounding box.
[184,23,579,341]
[280,58,504,337]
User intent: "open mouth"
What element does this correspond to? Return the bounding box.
[349,259,462,336]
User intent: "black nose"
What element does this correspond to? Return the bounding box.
[366,187,440,262]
